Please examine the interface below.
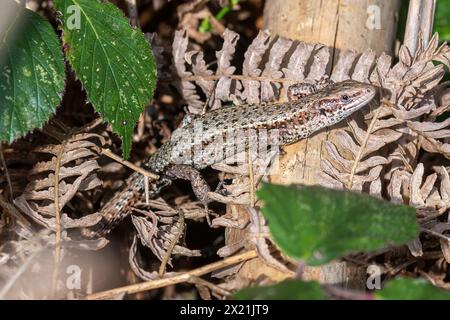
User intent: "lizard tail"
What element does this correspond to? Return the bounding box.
[84,140,178,237]
[83,171,171,238]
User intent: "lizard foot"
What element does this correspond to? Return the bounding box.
[214,179,232,196]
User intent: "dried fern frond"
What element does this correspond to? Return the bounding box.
[173,28,332,113]
[129,197,203,280]
[13,119,108,247]
[0,119,110,297]
[320,36,448,193]
[171,28,450,272]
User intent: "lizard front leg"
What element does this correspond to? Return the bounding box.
[165,164,211,205]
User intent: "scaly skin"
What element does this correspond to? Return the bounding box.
[89,80,376,236]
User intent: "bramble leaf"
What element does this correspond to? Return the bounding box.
[376,278,450,300]
[0,2,65,143]
[54,0,157,158]
[258,184,419,265]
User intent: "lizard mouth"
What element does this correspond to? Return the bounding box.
[350,86,377,110]
[362,86,376,101]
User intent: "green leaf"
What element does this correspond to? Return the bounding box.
[434,0,450,42]
[376,278,450,300]
[54,0,157,158]
[199,16,212,33]
[234,280,327,300]
[0,2,65,143]
[258,184,419,265]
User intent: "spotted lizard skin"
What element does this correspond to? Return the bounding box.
[88,80,376,237]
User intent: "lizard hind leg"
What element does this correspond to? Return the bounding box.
[165,164,211,205]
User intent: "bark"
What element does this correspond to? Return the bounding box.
[261,0,401,290]
[264,0,401,58]
[403,0,436,54]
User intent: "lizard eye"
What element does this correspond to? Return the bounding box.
[341,94,349,102]
[319,109,327,116]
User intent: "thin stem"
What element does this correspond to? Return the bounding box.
[187,275,232,297]
[101,148,159,180]
[422,227,450,242]
[125,0,140,28]
[183,74,301,83]
[347,106,382,190]
[85,250,258,300]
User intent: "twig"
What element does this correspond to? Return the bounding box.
[347,104,382,189]
[125,0,140,28]
[187,275,232,297]
[101,148,159,180]
[422,227,450,242]
[183,74,305,83]
[85,250,258,300]
[162,74,313,85]
[158,208,185,277]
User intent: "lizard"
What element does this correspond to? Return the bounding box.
[87,79,376,237]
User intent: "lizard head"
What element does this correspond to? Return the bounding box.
[311,80,376,126]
